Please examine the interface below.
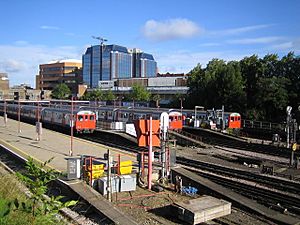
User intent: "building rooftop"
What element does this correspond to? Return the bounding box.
[46,59,82,64]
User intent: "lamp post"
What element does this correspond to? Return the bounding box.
[118,96,124,107]
[179,97,185,116]
[70,96,74,156]
[179,97,185,126]
[3,98,7,126]
[18,99,21,133]
[36,96,41,141]
[286,106,295,166]
[286,106,292,149]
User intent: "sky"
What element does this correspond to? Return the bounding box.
[0,0,299,87]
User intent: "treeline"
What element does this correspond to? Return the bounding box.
[186,52,300,122]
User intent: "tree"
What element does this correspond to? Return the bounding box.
[256,76,290,121]
[85,89,103,101]
[187,52,300,122]
[186,63,206,108]
[51,84,71,99]
[6,158,76,224]
[129,84,150,102]
[103,90,115,101]
[187,59,245,112]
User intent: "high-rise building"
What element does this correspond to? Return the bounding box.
[36,60,82,94]
[131,48,157,78]
[83,44,157,88]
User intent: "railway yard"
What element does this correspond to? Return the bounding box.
[0,113,300,225]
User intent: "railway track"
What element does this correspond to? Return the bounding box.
[3,116,300,220]
[177,156,300,195]
[82,130,300,217]
[177,128,298,158]
[0,145,106,225]
[82,130,149,154]
[184,165,300,217]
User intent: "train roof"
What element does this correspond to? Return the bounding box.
[42,107,95,114]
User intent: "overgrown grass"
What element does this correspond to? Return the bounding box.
[0,171,66,225]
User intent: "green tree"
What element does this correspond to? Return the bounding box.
[280,52,300,122]
[186,63,206,108]
[83,89,104,101]
[51,84,71,99]
[187,52,300,122]
[187,59,245,112]
[6,158,77,224]
[256,76,290,121]
[103,90,115,101]
[129,84,150,102]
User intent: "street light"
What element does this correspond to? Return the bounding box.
[286,106,292,149]
[3,98,7,126]
[18,99,21,133]
[70,96,74,156]
[179,97,185,117]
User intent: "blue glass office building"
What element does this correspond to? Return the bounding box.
[133,52,157,78]
[83,44,157,88]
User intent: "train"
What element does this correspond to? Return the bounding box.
[0,101,241,133]
[79,105,241,130]
[79,106,184,130]
[0,102,96,133]
[181,109,241,129]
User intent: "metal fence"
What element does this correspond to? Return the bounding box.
[242,119,285,131]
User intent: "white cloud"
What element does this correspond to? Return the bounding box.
[270,38,300,52]
[14,40,29,46]
[227,36,283,44]
[40,25,60,30]
[271,42,293,50]
[142,18,202,42]
[0,44,82,87]
[156,50,247,74]
[0,59,26,73]
[210,24,274,36]
[199,42,221,47]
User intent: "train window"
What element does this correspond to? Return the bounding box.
[90,115,95,120]
[230,117,234,122]
[78,115,83,121]
[85,115,88,121]
[237,117,241,121]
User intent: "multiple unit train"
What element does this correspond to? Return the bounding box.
[0,102,96,133]
[0,101,241,134]
[79,105,241,130]
[81,106,184,130]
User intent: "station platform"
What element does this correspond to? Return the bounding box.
[0,116,139,225]
[0,116,136,173]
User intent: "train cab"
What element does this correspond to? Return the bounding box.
[227,113,241,129]
[168,111,183,130]
[76,110,96,133]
